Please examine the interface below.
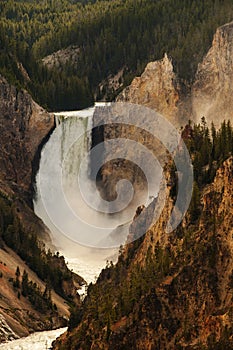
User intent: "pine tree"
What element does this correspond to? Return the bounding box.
[14,266,21,289]
[189,181,201,223]
[22,270,29,297]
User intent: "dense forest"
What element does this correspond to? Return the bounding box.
[0,192,82,302]
[1,0,233,110]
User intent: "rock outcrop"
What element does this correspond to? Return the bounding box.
[53,156,233,350]
[0,75,55,202]
[42,45,80,70]
[192,21,233,127]
[0,76,84,340]
[117,54,182,127]
[117,22,233,129]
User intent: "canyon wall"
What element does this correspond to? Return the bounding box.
[53,21,233,350]
[53,155,233,350]
[0,75,55,202]
[192,21,233,127]
[117,53,182,127]
[117,21,233,129]
[0,77,77,339]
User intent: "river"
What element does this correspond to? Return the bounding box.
[0,327,67,350]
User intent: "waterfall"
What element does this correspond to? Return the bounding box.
[33,103,162,281]
[33,104,126,280]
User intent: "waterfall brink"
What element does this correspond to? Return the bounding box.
[33,103,162,281]
[33,105,123,280]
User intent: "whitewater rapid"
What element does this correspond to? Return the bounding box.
[33,102,152,272]
[0,327,67,350]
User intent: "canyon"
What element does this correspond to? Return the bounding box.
[52,21,233,349]
[0,19,233,349]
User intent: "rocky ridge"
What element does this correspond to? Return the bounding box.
[0,75,55,201]
[117,53,181,127]
[96,22,233,204]
[192,21,233,127]
[117,21,233,129]
[53,154,233,350]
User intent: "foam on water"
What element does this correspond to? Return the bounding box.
[0,328,67,350]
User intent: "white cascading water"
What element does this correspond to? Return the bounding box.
[0,327,67,350]
[1,103,163,350]
[33,103,153,282]
[34,104,113,282]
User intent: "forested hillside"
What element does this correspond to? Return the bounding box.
[53,119,233,349]
[1,0,233,111]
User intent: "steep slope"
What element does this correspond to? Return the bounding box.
[53,153,233,350]
[52,21,233,350]
[117,21,233,128]
[0,74,54,202]
[0,76,84,341]
[0,75,54,244]
[0,246,68,341]
[0,74,55,244]
[192,21,233,127]
[117,54,181,127]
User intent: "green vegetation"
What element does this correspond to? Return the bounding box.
[21,269,56,313]
[184,119,233,186]
[182,119,233,223]
[1,0,233,110]
[0,194,75,301]
[12,266,57,313]
[64,119,233,349]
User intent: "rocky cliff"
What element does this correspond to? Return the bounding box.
[95,22,233,206]
[0,75,57,245]
[117,53,182,127]
[0,76,84,341]
[0,75,55,202]
[53,154,233,350]
[52,21,233,349]
[192,21,233,128]
[117,21,233,129]
[91,103,166,205]
[91,21,233,252]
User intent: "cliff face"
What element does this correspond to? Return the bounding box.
[0,75,55,202]
[52,21,233,350]
[0,76,83,340]
[53,156,233,350]
[192,21,233,127]
[0,75,56,245]
[117,54,182,127]
[117,22,233,128]
[91,104,165,205]
[90,20,233,248]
